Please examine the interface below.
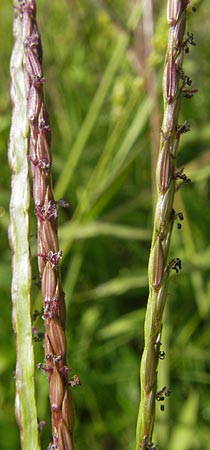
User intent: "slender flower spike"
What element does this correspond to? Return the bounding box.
[135,1,195,449]
[8,2,41,448]
[16,1,78,448]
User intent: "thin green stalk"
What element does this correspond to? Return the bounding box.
[136,1,196,448]
[54,3,142,200]
[8,3,41,449]
[57,97,151,259]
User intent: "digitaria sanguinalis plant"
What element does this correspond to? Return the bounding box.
[135,1,197,449]
[9,1,79,449]
[8,0,198,449]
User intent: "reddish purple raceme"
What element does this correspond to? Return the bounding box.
[19,1,79,448]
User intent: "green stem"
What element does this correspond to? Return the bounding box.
[54,3,142,200]
[136,1,191,448]
[8,3,41,449]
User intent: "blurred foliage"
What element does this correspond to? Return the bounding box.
[0,0,210,449]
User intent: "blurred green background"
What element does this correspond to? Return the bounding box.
[0,0,210,449]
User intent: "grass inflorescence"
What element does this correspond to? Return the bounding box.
[135,1,197,449]
[19,1,78,448]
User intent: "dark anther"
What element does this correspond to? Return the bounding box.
[176,122,190,138]
[182,32,196,55]
[59,366,71,384]
[175,168,191,190]
[166,258,182,273]
[183,92,194,99]
[186,77,192,86]
[172,258,182,273]
[37,332,44,340]
[146,443,158,450]
[32,327,44,342]
[172,210,184,229]
[156,395,165,402]
[178,212,184,221]
[159,351,166,360]
[45,353,62,365]
[156,386,167,400]
[177,67,193,88]
[175,168,189,181]
[47,250,62,269]
[174,211,184,229]
[165,389,172,397]
[192,6,197,12]
[182,88,198,98]
[32,309,40,321]
[160,404,165,412]
[37,362,52,373]
[53,354,63,364]
[187,32,196,46]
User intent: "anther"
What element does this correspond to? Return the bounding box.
[68,374,81,387]
[165,389,172,396]
[173,211,184,229]
[47,250,62,269]
[182,89,198,98]
[174,168,191,190]
[36,362,52,373]
[187,31,196,46]
[166,257,182,273]
[172,257,182,273]
[146,443,158,450]
[176,122,190,138]
[32,309,40,321]
[159,351,166,360]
